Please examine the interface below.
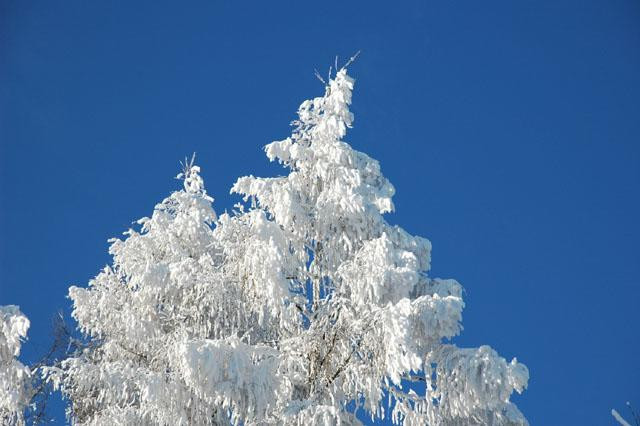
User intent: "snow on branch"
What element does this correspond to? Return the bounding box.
[0,305,31,426]
[46,66,529,425]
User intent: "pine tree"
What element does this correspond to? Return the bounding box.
[44,65,529,425]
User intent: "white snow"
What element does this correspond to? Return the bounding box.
[45,66,529,425]
[0,305,31,425]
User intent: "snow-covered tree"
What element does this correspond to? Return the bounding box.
[0,305,32,426]
[46,64,529,425]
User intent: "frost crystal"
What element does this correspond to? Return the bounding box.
[49,68,528,425]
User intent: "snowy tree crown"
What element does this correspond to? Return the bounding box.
[36,67,529,425]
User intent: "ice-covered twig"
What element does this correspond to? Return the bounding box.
[613,409,632,426]
[341,50,361,70]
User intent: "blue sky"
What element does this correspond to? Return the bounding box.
[1,1,639,424]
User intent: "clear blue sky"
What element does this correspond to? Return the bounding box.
[1,1,638,424]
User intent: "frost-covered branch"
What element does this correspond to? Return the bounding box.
[613,402,640,426]
[0,305,31,426]
[44,66,529,425]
